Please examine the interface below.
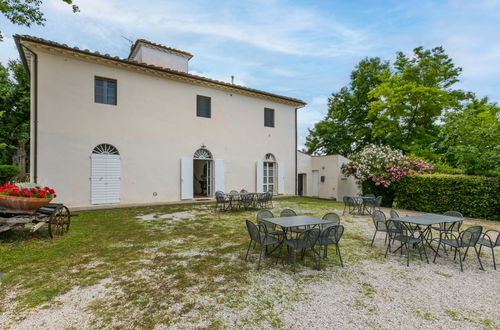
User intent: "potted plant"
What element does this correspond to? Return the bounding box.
[0,183,56,212]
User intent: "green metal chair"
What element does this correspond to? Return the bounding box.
[385,220,428,267]
[317,225,344,267]
[284,228,321,273]
[256,210,284,238]
[370,210,391,246]
[477,229,500,270]
[245,220,281,270]
[433,225,484,272]
[321,212,340,229]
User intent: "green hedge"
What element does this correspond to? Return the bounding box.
[0,165,20,184]
[394,174,500,221]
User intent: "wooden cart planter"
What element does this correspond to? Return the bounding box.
[0,203,73,238]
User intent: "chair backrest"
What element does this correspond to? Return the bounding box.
[215,191,226,203]
[280,208,297,217]
[322,212,340,226]
[229,190,239,194]
[385,219,404,234]
[440,220,462,232]
[240,189,248,193]
[460,225,483,247]
[375,196,383,207]
[389,209,400,219]
[371,210,387,230]
[256,209,273,222]
[245,220,261,243]
[321,224,344,244]
[298,228,320,249]
[444,211,463,218]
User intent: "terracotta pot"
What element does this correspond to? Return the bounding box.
[0,195,53,213]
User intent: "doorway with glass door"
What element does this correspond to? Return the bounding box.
[193,159,212,198]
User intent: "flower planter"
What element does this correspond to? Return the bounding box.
[0,194,52,213]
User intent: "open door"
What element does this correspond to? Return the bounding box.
[181,158,193,199]
[214,159,224,193]
[256,161,264,193]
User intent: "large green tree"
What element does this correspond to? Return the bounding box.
[0,0,78,40]
[438,97,500,175]
[305,57,389,155]
[0,60,30,178]
[367,46,467,159]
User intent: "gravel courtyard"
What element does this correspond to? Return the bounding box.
[0,197,498,329]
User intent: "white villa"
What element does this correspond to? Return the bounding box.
[14,35,359,208]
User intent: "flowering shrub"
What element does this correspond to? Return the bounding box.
[0,184,56,199]
[342,144,433,188]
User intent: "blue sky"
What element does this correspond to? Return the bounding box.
[1,0,499,148]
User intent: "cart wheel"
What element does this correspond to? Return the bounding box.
[48,205,71,238]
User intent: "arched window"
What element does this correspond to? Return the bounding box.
[93,144,119,155]
[265,153,276,162]
[193,148,212,160]
[263,153,276,193]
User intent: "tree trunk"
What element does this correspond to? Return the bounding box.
[12,140,27,180]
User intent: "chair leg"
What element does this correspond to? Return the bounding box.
[292,249,297,273]
[474,246,484,270]
[384,232,388,245]
[492,247,497,270]
[433,240,442,263]
[257,245,264,271]
[421,243,429,264]
[276,243,283,265]
[463,246,470,261]
[371,230,377,246]
[457,248,463,272]
[245,240,252,261]
[385,237,391,258]
[337,244,343,267]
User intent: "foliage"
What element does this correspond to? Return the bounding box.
[0,183,56,198]
[431,162,465,175]
[438,97,500,176]
[394,174,500,221]
[0,0,79,40]
[0,164,19,183]
[305,57,389,155]
[341,144,433,188]
[0,60,30,176]
[367,46,467,158]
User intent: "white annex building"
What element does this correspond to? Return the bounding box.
[15,35,359,208]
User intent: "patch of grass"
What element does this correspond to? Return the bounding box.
[1,197,497,328]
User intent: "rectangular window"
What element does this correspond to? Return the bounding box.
[264,108,274,127]
[95,77,117,105]
[197,95,211,118]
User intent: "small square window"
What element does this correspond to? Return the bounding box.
[95,77,117,105]
[264,108,274,127]
[197,95,211,118]
[321,176,325,182]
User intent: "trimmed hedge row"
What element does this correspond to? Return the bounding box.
[394,174,500,221]
[0,165,19,184]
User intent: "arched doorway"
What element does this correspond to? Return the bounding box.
[263,153,276,193]
[90,144,121,204]
[193,148,213,198]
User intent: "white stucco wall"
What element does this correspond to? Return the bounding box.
[297,153,361,201]
[132,46,189,72]
[33,48,297,208]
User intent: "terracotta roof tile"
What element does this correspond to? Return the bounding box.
[128,39,193,60]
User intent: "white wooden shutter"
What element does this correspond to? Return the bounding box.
[91,154,121,204]
[214,159,224,192]
[256,161,264,193]
[181,158,193,199]
[105,155,121,203]
[277,162,285,194]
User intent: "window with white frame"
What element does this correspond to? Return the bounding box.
[263,153,276,193]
